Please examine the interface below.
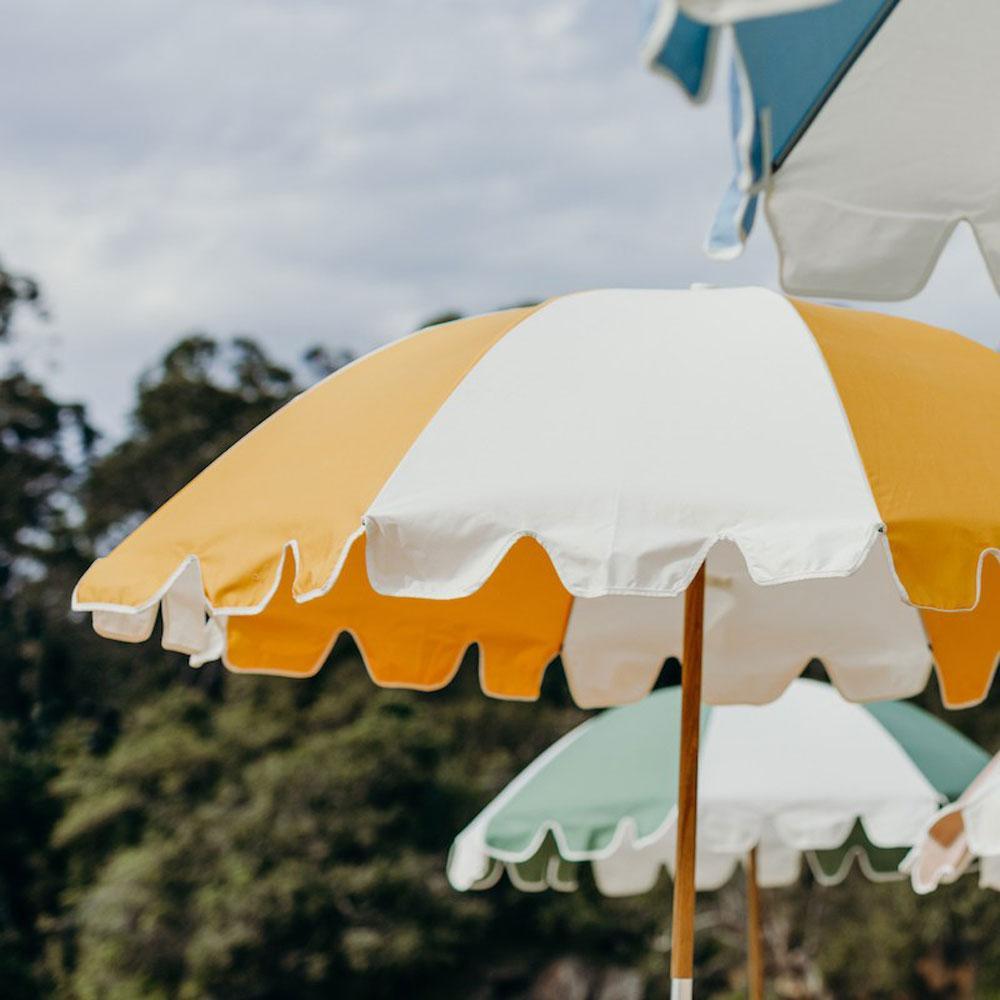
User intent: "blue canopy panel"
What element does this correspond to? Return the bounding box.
[644,0,900,256]
[644,7,716,100]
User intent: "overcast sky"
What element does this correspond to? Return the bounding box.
[2,0,997,436]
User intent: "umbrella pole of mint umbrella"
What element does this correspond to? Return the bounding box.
[671,563,706,999]
[747,848,765,1000]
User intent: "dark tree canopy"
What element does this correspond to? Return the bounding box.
[0,261,44,342]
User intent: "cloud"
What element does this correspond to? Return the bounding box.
[0,0,994,433]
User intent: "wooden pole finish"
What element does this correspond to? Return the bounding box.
[746,847,765,1000]
[670,563,706,999]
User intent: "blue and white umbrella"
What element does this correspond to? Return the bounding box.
[642,0,1000,300]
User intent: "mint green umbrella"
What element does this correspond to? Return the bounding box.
[449,680,987,996]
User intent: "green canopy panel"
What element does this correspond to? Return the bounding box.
[472,822,911,896]
[450,681,988,896]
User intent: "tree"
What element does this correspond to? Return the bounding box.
[0,262,92,996]
[0,260,44,342]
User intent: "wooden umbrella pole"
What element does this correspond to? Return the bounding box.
[746,847,765,1000]
[670,562,706,1000]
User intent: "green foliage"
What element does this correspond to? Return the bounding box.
[47,662,652,998]
[0,260,44,342]
[0,275,996,997]
[0,370,94,583]
[0,724,59,999]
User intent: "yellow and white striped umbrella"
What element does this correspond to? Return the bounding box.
[74,288,999,709]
